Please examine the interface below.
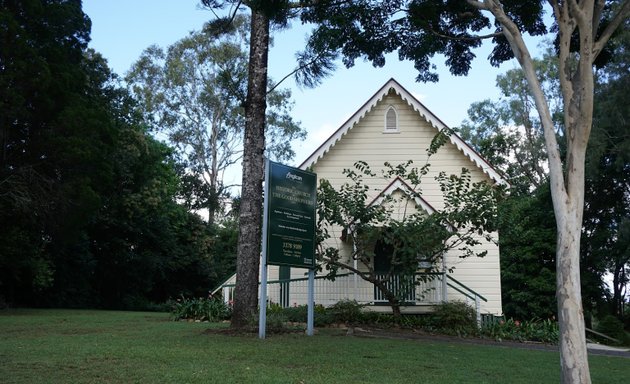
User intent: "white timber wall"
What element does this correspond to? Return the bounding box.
[309,93,503,315]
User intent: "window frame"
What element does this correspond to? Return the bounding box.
[384,105,399,133]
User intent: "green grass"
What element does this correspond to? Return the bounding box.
[1,309,627,383]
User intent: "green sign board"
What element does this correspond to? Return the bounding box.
[265,161,317,268]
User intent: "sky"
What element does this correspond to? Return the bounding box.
[82,0,543,181]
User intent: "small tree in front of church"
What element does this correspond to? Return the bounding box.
[316,155,501,317]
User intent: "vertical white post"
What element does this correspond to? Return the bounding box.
[475,295,481,328]
[307,269,315,336]
[353,236,358,301]
[223,287,229,305]
[441,272,448,302]
[441,256,448,303]
[259,158,270,339]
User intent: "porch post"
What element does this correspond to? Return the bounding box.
[353,235,358,300]
[475,295,481,328]
[223,286,229,305]
[441,272,448,302]
[441,257,448,302]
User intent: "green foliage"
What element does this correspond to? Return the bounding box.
[460,33,630,322]
[272,303,334,327]
[265,301,430,328]
[584,29,630,318]
[429,301,479,337]
[498,184,557,320]
[301,1,548,83]
[482,318,559,344]
[327,300,366,325]
[0,0,91,305]
[457,48,559,193]
[264,312,289,331]
[0,2,225,309]
[208,219,239,287]
[595,315,628,345]
[170,296,231,322]
[126,14,305,219]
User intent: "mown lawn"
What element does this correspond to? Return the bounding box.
[0,309,627,383]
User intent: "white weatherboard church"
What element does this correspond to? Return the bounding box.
[217,78,507,317]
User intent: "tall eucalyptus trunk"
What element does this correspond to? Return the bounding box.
[468,1,630,382]
[230,9,270,329]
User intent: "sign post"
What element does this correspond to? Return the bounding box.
[259,160,317,339]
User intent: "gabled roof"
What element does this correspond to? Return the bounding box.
[298,78,509,186]
[344,177,456,236]
[343,177,435,239]
[367,177,436,214]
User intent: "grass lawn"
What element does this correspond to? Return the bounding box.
[1,309,627,383]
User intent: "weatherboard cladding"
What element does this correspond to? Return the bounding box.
[298,79,502,315]
[299,78,508,188]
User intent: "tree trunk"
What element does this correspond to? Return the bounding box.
[611,262,624,317]
[230,10,270,329]
[374,279,402,318]
[207,111,220,227]
[389,298,402,318]
[470,2,604,381]
[556,207,591,384]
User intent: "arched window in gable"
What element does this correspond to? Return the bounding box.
[384,106,399,133]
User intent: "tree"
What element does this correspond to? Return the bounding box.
[126,14,304,223]
[198,0,334,329]
[197,1,274,328]
[458,49,563,193]
[498,184,557,320]
[461,30,630,323]
[0,0,91,304]
[316,160,500,317]
[0,0,224,308]
[584,25,630,318]
[301,1,630,381]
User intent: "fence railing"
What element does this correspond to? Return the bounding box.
[223,271,482,307]
[220,271,490,325]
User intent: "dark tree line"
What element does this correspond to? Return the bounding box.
[0,0,236,309]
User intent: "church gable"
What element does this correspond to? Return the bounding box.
[300,79,507,189]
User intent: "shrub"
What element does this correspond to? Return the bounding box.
[328,299,366,325]
[170,296,231,322]
[595,315,627,345]
[280,303,334,326]
[361,311,396,326]
[430,301,478,336]
[481,318,559,344]
[265,312,288,331]
[396,314,430,328]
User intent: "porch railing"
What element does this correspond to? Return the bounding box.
[221,271,487,320]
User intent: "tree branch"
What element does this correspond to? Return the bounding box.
[466,0,489,11]
[428,27,503,42]
[267,63,305,95]
[567,0,589,26]
[478,0,567,203]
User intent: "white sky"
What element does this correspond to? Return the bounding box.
[83,0,544,186]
